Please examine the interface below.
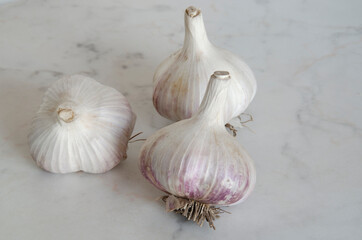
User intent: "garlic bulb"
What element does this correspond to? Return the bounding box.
[153,6,257,122]
[141,71,255,227]
[28,75,136,173]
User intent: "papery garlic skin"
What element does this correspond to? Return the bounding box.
[141,71,255,206]
[153,6,256,122]
[28,75,136,174]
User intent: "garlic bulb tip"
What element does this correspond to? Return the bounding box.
[186,6,200,18]
[57,108,75,123]
[213,71,231,80]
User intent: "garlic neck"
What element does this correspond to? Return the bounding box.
[196,71,231,126]
[182,6,211,53]
[57,107,75,123]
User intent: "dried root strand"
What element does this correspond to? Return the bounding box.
[238,113,253,125]
[128,132,146,143]
[225,113,254,137]
[162,195,230,230]
[225,123,237,137]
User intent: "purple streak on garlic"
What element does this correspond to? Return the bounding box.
[153,6,257,122]
[28,75,136,174]
[141,71,255,205]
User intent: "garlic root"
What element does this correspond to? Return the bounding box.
[225,113,254,136]
[225,123,237,137]
[162,195,229,230]
[238,113,254,125]
[128,132,146,143]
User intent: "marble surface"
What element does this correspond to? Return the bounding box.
[0,0,361,239]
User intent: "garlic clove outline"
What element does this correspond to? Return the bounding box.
[28,75,136,174]
[153,6,257,122]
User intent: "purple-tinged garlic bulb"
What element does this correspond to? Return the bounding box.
[153,6,256,122]
[28,75,136,173]
[140,71,255,228]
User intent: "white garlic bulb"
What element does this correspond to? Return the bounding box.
[28,75,136,173]
[141,72,255,209]
[153,6,257,122]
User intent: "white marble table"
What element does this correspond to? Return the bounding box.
[0,0,361,239]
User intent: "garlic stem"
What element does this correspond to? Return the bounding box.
[197,71,231,124]
[57,108,75,123]
[213,70,231,80]
[183,6,211,52]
